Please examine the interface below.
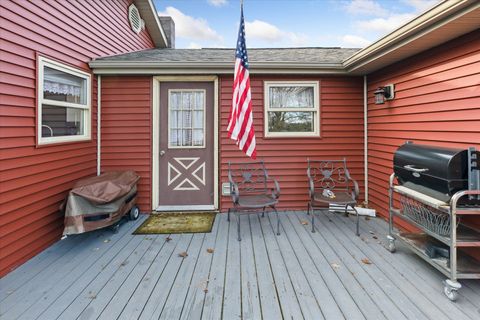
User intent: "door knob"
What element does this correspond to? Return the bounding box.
[160,150,166,156]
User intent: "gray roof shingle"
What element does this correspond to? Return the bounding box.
[92,47,360,64]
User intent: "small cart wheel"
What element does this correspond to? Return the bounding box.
[129,206,140,220]
[111,223,120,234]
[387,235,396,253]
[388,241,396,253]
[444,285,459,301]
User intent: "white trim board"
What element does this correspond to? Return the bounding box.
[151,76,219,211]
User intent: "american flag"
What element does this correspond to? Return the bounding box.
[227,4,256,159]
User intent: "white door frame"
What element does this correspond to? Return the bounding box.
[152,76,219,211]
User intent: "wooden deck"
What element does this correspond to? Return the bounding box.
[1,211,479,320]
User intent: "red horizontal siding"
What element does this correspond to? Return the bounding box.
[0,0,155,276]
[100,76,152,211]
[219,75,365,211]
[366,31,480,235]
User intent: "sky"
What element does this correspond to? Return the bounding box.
[153,0,442,49]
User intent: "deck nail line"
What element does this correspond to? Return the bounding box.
[334,214,465,319]
[116,232,186,320]
[277,212,345,320]
[10,218,146,320]
[266,212,326,320]
[257,212,306,319]
[314,212,433,320]
[139,233,195,319]
[285,211,365,320]
[94,233,168,320]
[55,224,153,320]
[340,214,479,320]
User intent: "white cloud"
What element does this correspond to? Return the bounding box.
[356,13,415,33]
[187,42,202,49]
[344,0,441,35]
[402,0,440,13]
[245,20,308,46]
[158,7,223,42]
[208,0,228,7]
[340,34,372,47]
[344,0,388,16]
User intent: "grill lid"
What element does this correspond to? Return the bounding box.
[394,143,468,181]
[393,142,474,203]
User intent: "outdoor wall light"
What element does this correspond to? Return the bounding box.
[374,84,395,104]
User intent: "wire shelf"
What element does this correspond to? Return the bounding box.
[400,196,459,237]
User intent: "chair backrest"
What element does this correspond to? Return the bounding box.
[228,160,269,195]
[307,158,351,192]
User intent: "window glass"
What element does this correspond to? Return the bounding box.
[41,105,84,137]
[269,86,314,109]
[43,66,87,105]
[268,111,314,133]
[169,91,205,147]
[265,82,319,137]
[38,57,91,144]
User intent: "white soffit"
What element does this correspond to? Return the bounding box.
[344,0,480,75]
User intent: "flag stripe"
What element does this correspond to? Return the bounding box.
[228,4,257,159]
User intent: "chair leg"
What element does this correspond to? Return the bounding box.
[307,202,310,215]
[344,204,349,217]
[227,208,231,222]
[262,206,266,218]
[237,213,241,241]
[350,205,360,236]
[311,207,315,233]
[272,206,280,236]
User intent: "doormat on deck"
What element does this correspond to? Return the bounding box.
[133,212,216,234]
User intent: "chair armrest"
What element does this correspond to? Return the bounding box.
[345,169,360,200]
[266,177,281,199]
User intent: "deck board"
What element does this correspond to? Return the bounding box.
[1,212,480,320]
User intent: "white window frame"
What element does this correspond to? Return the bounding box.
[37,56,91,145]
[167,89,207,149]
[264,81,320,138]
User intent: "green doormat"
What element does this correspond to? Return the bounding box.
[133,212,216,234]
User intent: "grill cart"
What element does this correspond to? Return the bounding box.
[388,142,480,301]
[63,171,140,235]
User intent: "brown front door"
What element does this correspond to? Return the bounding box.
[158,82,215,210]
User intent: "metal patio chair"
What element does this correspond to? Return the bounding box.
[307,158,360,236]
[227,160,281,241]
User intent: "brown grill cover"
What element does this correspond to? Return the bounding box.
[70,171,140,204]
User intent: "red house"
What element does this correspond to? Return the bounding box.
[1,0,479,281]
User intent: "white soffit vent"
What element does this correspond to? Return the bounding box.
[128,4,145,34]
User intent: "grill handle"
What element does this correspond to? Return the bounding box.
[403,165,429,173]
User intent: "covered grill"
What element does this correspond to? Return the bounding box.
[393,142,480,204]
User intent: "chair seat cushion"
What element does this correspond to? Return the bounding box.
[238,194,278,208]
[312,191,356,205]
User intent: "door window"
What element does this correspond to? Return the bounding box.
[168,90,205,148]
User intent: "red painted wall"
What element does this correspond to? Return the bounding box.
[366,31,480,233]
[219,75,365,211]
[0,0,155,276]
[100,76,152,210]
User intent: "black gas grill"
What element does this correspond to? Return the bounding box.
[388,141,480,301]
[393,142,480,204]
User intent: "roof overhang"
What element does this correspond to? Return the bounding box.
[134,0,168,48]
[88,61,348,75]
[344,0,480,75]
[90,0,479,76]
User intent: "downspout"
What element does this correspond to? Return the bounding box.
[363,75,369,203]
[97,75,101,176]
